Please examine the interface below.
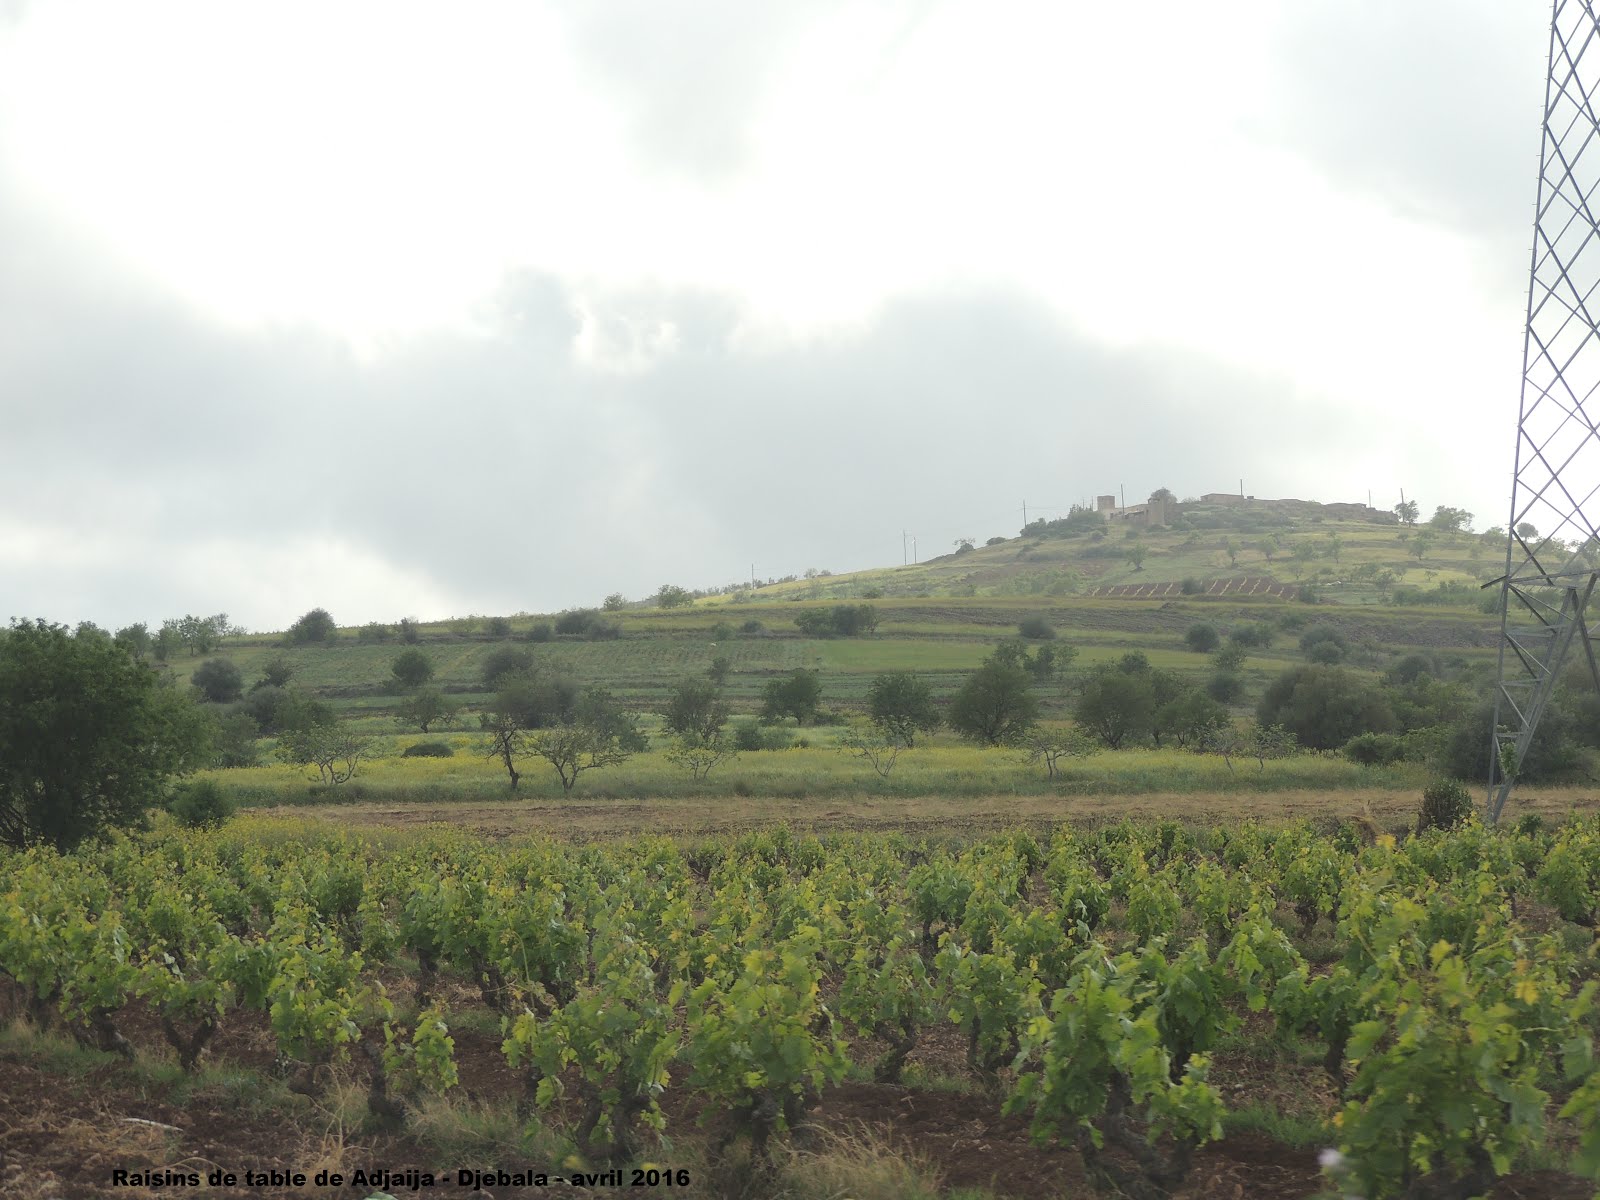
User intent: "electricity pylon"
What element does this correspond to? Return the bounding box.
[1488,0,1600,823]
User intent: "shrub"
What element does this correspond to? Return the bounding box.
[391,648,435,690]
[710,622,734,642]
[398,618,421,644]
[1180,577,1203,595]
[482,646,536,690]
[1299,626,1348,664]
[986,536,1007,546]
[402,741,455,758]
[191,658,244,703]
[1343,731,1407,767]
[732,721,765,752]
[1229,622,1274,649]
[1206,672,1245,704]
[524,622,554,643]
[1307,640,1347,665]
[1213,643,1247,672]
[357,621,392,643]
[740,619,765,634]
[1018,615,1055,640]
[1184,624,1220,653]
[585,619,622,641]
[169,779,233,829]
[485,616,513,639]
[208,710,261,769]
[555,608,602,636]
[1417,778,1474,834]
[1257,664,1394,750]
[286,608,337,646]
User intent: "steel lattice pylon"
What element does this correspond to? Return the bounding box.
[1489,0,1600,822]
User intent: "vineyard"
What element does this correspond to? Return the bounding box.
[5,815,1600,1198]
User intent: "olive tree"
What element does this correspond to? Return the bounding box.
[0,620,209,851]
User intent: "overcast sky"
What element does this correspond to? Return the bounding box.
[0,1,1552,632]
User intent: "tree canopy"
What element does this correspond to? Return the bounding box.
[0,620,209,851]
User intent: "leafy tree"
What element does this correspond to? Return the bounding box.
[1027,641,1077,683]
[1516,521,1539,540]
[280,720,372,786]
[867,672,941,748]
[1438,700,1587,786]
[391,648,435,690]
[1184,624,1220,653]
[656,584,692,609]
[1229,622,1273,649]
[602,592,627,611]
[0,621,209,850]
[707,655,731,686]
[207,710,261,768]
[525,622,554,643]
[1206,671,1245,704]
[665,734,738,781]
[1299,626,1348,665]
[663,678,729,745]
[191,658,244,703]
[1395,499,1419,525]
[114,623,151,660]
[1325,532,1343,562]
[1259,534,1281,562]
[1018,615,1055,640]
[1256,665,1394,750]
[286,608,337,646]
[241,684,331,736]
[1125,544,1148,572]
[485,616,513,639]
[152,623,180,662]
[1410,530,1434,560]
[1158,692,1230,748]
[1074,666,1156,749]
[257,655,295,688]
[761,670,823,725]
[1021,725,1099,779]
[1149,487,1175,503]
[479,672,579,789]
[1213,643,1247,672]
[396,688,459,734]
[1221,538,1239,568]
[398,618,421,644]
[948,662,1039,746]
[482,646,537,690]
[794,604,878,636]
[525,689,646,794]
[839,724,903,777]
[1428,506,1473,533]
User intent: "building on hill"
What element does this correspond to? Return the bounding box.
[1096,494,1170,528]
[1200,492,1253,505]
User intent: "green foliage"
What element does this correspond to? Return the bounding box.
[397,618,421,644]
[481,646,536,690]
[1417,778,1474,834]
[663,678,730,745]
[656,584,692,609]
[357,621,391,643]
[207,709,261,769]
[1184,624,1219,653]
[949,663,1039,747]
[867,672,941,748]
[1018,615,1055,640]
[169,779,233,829]
[285,608,337,646]
[0,620,210,851]
[1074,667,1155,749]
[1206,671,1245,704]
[191,658,244,703]
[485,616,512,639]
[279,721,373,787]
[762,670,824,726]
[395,687,459,734]
[794,604,879,636]
[524,622,554,643]
[1256,665,1394,751]
[602,592,627,611]
[1343,732,1407,767]
[390,648,435,690]
[401,741,455,758]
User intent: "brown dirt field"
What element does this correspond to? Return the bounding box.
[256,787,1600,842]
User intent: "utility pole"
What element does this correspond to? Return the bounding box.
[751,563,756,590]
[1022,500,1027,529]
[1120,484,1125,510]
[902,531,907,566]
[912,536,918,564]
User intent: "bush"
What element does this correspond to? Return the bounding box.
[1229,622,1274,649]
[740,619,765,635]
[208,710,261,768]
[1180,577,1203,595]
[357,621,392,643]
[555,608,603,636]
[191,657,244,703]
[1257,664,1394,750]
[486,616,513,639]
[710,622,734,642]
[169,779,233,829]
[391,648,435,690]
[286,608,337,646]
[1343,731,1407,766]
[732,721,765,752]
[1417,778,1474,834]
[1299,626,1348,664]
[1018,615,1055,640]
[398,618,421,644]
[524,622,554,643]
[795,604,878,637]
[1184,624,1220,653]
[1306,639,1347,665]
[482,647,536,690]
[402,741,455,758]
[1206,672,1245,704]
